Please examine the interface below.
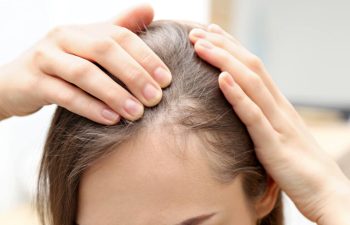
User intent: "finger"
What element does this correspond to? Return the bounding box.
[218,71,278,146]
[207,23,241,45]
[57,30,163,107]
[195,27,301,119]
[194,39,285,131]
[110,4,169,89]
[189,28,284,104]
[39,75,120,125]
[111,3,154,32]
[38,49,145,121]
[111,26,172,88]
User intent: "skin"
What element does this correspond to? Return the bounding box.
[0,4,171,124]
[0,4,349,225]
[77,128,279,225]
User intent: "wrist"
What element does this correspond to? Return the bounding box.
[316,176,350,225]
[317,197,350,225]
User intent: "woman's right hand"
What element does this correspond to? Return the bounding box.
[189,25,350,225]
[0,4,171,125]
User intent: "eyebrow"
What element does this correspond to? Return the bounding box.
[76,213,217,225]
[175,213,216,225]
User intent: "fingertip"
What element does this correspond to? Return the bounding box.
[218,72,238,107]
[113,3,154,31]
[154,67,172,88]
[188,31,197,43]
[101,108,121,125]
[189,28,206,42]
[134,2,154,26]
[123,98,145,120]
[219,71,235,87]
[147,89,163,107]
[207,23,224,34]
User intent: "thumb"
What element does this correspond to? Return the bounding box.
[111,3,154,32]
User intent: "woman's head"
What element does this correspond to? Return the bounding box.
[37,21,283,225]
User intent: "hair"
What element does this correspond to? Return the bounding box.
[37,20,283,225]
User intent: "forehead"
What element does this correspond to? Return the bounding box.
[77,128,246,225]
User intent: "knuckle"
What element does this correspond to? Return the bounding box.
[247,54,263,70]
[104,88,121,104]
[234,90,245,103]
[114,27,133,44]
[124,67,146,85]
[32,47,48,63]
[248,74,263,90]
[139,52,154,67]
[69,62,91,81]
[91,38,115,55]
[246,105,263,124]
[56,89,76,107]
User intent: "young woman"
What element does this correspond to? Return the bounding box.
[0,4,349,225]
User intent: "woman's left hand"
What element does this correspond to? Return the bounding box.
[189,25,350,225]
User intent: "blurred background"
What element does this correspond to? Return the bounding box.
[0,0,349,224]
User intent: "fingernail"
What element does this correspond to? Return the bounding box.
[124,98,144,117]
[222,72,235,87]
[197,40,213,49]
[208,23,224,33]
[143,83,161,102]
[154,67,172,87]
[102,109,120,123]
[190,28,206,39]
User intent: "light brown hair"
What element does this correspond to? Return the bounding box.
[37,20,283,225]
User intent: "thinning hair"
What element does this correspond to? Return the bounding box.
[37,20,283,225]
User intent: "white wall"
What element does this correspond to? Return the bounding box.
[232,0,350,110]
